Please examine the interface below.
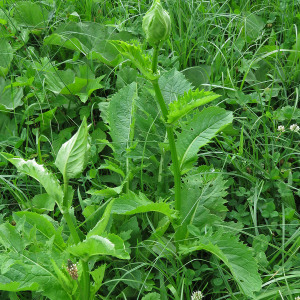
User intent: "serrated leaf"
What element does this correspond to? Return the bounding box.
[167,89,221,124]
[55,117,90,180]
[68,234,130,261]
[110,41,158,80]
[176,107,233,173]
[108,82,137,162]
[0,223,71,299]
[0,153,63,209]
[179,232,262,298]
[111,191,174,218]
[13,211,66,251]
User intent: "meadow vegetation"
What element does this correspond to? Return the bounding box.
[0,0,299,299]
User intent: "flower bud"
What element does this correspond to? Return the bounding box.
[142,0,171,46]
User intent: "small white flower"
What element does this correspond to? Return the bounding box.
[191,291,204,300]
[277,125,285,132]
[290,124,299,132]
[295,296,300,300]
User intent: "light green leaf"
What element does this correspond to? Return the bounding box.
[88,185,123,198]
[110,41,158,80]
[44,22,108,54]
[87,200,114,238]
[32,193,55,211]
[13,1,48,30]
[88,41,123,66]
[0,223,71,299]
[0,153,63,209]
[142,292,161,300]
[44,33,89,53]
[176,167,228,240]
[0,78,24,110]
[179,232,262,298]
[159,69,192,105]
[90,265,106,300]
[167,89,221,124]
[111,191,174,218]
[176,107,233,173]
[181,65,211,88]
[55,117,90,180]
[0,39,13,77]
[13,211,66,251]
[108,82,137,162]
[68,234,130,261]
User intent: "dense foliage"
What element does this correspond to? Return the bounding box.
[0,0,299,299]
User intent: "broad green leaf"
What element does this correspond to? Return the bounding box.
[44,69,76,94]
[32,193,55,211]
[68,234,130,261]
[110,41,158,80]
[0,153,64,209]
[44,22,108,53]
[35,108,57,133]
[88,41,123,66]
[176,107,233,173]
[241,13,265,42]
[44,68,104,103]
[0,39,13,77]
[111,191,174,218]
[55,117,90,180]
[90,265,106,300]
[87,200,114,238]
[176,167,228,240]
[159,69,192,105]
[13,211,66,251]
[0,113,14,136]
[88,185,124,198]
[116,66,138,89]
[181,65,211,88]
[44,33,89,53]
[0,222,25,252]
[0,223,71,299]
[108,82,137,162]
[142,293,161,300]
[167,89,221,124]
[13,1,48,30]
[179,232,262,298]
[0,78,24,110]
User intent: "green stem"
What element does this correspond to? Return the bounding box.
[63,177,90,300]
[151,80,181,212]
[152,46,159,74]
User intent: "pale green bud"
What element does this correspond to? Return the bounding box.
[142,0,171,46]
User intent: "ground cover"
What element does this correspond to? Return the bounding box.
[0,0,299,299]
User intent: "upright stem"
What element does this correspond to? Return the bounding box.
[152,46,159,74]
[63,177,90,300]
[151,47,182,212]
